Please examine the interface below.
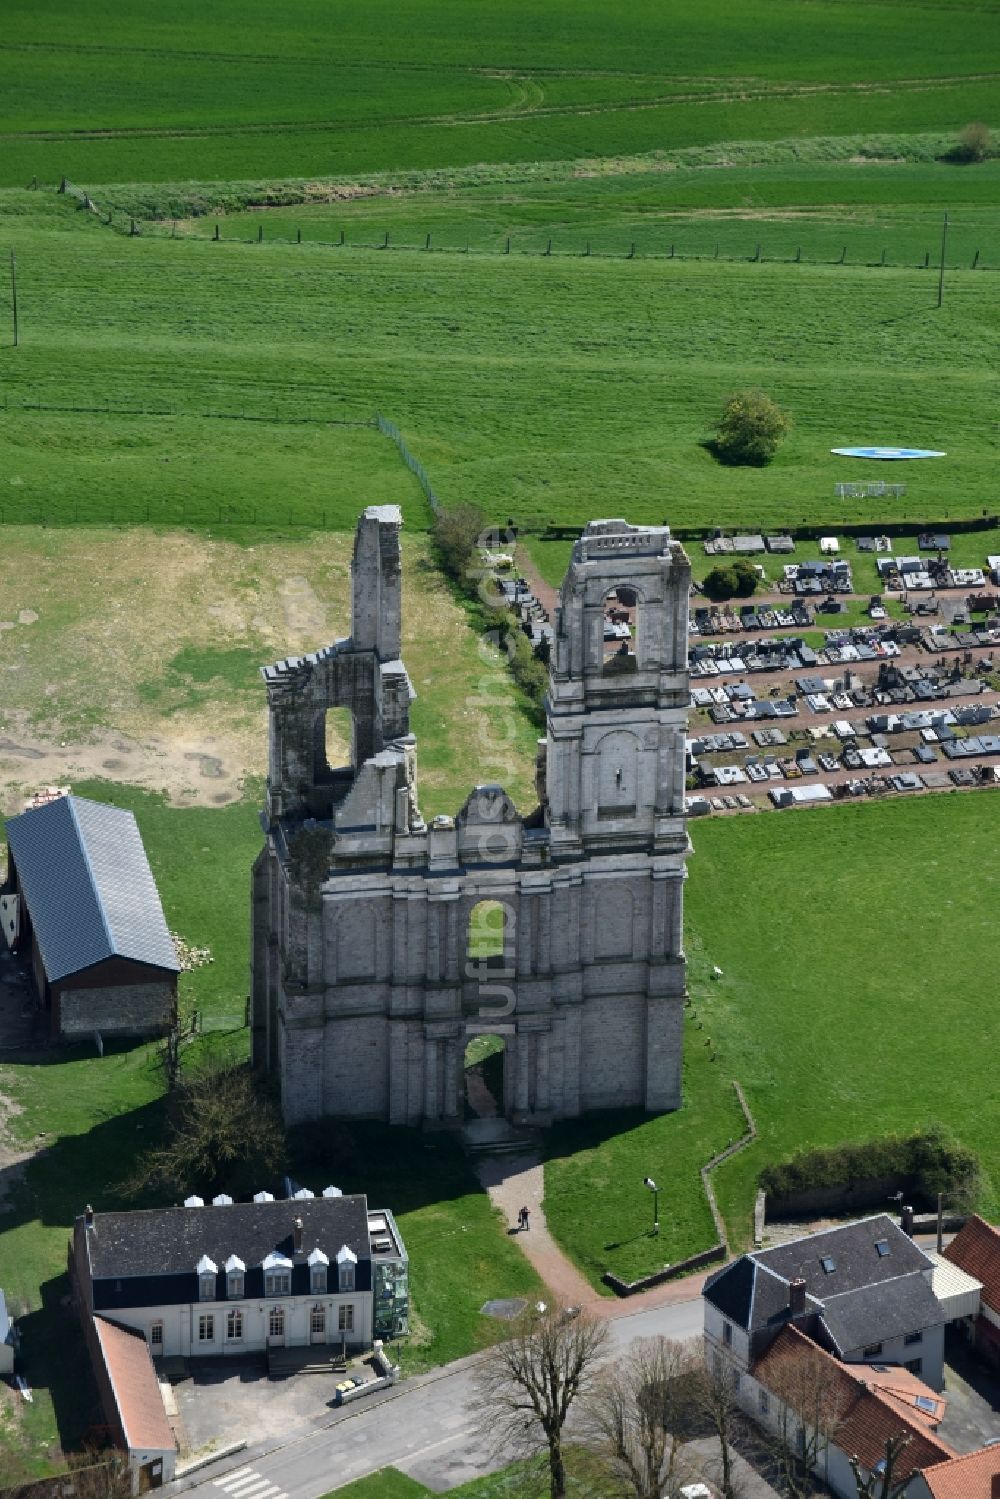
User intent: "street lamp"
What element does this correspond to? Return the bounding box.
[643,1176,659,1235]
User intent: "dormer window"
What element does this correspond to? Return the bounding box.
[196,1254,218,1301]
[263,1250,293,1296]
[335,1244,358,1293]
[224,1254,246,1299]
[308,1247,329,1295]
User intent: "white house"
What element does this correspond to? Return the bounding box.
[71,1190,408,1362]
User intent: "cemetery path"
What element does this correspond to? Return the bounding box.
[476,1150,714,1318]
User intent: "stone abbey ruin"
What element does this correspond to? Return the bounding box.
[252,508,690,1127]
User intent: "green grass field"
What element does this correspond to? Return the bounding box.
[2,0,997,184]
[0,194,996,536]
[543,793,1000,1290]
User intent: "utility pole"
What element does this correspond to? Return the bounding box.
[10,249,17,347]
[937,212,949,308]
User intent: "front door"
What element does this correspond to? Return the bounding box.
[267,1306,285,1346]
[310,1306,326,1345]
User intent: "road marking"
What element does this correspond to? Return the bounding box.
[213,1470,287,1499]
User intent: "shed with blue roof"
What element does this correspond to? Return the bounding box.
[2,795,179,1039]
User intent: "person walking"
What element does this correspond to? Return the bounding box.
[519,1205,530,1231]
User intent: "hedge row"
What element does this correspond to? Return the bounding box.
[760,1126,980,1212]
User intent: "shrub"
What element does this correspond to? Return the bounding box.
[432,502,488,583]
[759,1126,980,1212]
[947,122,993,164]
[713,387,791,467]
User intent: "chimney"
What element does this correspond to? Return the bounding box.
[293,1216,304,1254]
[901,1204,915,1237]
[789,1278,807,1317]
[84,1204,95,1230]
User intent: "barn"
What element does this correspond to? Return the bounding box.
[1,794,179,1039]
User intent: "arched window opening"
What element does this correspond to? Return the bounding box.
[601,586,639,675]
[324,707,354,774]
[463,1033,505,1122]
[467,900,508,970]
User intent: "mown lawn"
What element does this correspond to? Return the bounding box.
[1,198,996,536]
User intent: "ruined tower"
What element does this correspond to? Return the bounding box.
[252,510,690,1126]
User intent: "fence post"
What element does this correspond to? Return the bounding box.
[425,233,431,251]
[383,232,389,249]
[670,243,675,258]
[340,229,345,246]
[505,237,510,255]
[839,246,846,264]
[297,228,301,244]
[714,243,719,259]
[258,225,263,244]
[627,242,635,259]
[924,250,930,268]
[795,247,801,263]
[972,249,980,269]
[753,243,761,262]
[214,223,219,241]
[880,249,886,266]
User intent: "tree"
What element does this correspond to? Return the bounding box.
[586,1336,702,1499]
[689,1353,747,1499]
[849,1432,913,1498]
[713,388,791,467]
[432,502,488,583]
[702,560,758,602]
[125,1063,285,1198]
[477,1305,610,1499]
[948,122,992,163]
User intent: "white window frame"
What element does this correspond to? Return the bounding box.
[199,1273,215,1302]
[265,1269,292,1297]
[310,1306,326,1335]
[227,1271,244,1299]
[150,1321,164,1349]
[338,1304,354,1333]
[339,1264,356,1293]
[310,1265,327,1294]
[226,1309,243,1342]
[268,1306,285,1339]
[198,1313,215,1343]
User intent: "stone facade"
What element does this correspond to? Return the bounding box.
[252,507,690,1127]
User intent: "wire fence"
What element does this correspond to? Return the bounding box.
[375,411,441,514]
[60,180,999,273]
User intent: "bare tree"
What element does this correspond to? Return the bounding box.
[477,1305,610,1499]
[762,1339,847,1497]
[689,1353,747,1499]
[849,1433,913,1499]
[585,1335,702,1499]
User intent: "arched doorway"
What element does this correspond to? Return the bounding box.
[602,585,639,675]
[463,1032,506,1121]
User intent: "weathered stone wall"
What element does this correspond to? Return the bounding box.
[254,515,691,1128]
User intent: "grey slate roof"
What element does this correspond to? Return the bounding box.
[753,1214,932,1300]
[5,796,179,983]
[83,1197,371,1278]
[820,1275,944,1355]
[704,1256,823,1332]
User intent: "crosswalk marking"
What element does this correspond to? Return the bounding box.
[213,1469,287,1499]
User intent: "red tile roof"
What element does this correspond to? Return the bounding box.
[943,1216,1000,1314]
[94,1317,174,1454]
[856,1364,947,1428]
[918,1443,1000,1499]
[754,1326,954,1485]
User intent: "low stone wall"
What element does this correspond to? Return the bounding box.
[336,1372,394,1405]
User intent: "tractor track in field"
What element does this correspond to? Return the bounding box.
[2,71,997,143]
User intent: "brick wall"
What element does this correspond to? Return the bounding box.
[59,982,174,1037]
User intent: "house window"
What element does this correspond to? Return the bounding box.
[339,1264,355,1294]
[199,1273,215,1302]
[759,1388,769,1416]
[226,1309,243,1342]
[310,1265,327,1294]
[268,1307,285,1339]
[863,1342,883,1358]
[227,1271,244,1299]
[722,1321,733,1348]
[905,1357,923,1376]
[265,1270,291,1297]
[904,1331,922,1346]
[338,1305,354,1333]
[150,1322,163,1350]
[198,1314,215,1343]
[311,1307,325,1336]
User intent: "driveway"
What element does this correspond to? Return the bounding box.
[941,1337,1000,1453]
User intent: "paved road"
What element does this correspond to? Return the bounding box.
[174,1297,705,1499]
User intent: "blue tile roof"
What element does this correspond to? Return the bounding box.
[5,796,179,983]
